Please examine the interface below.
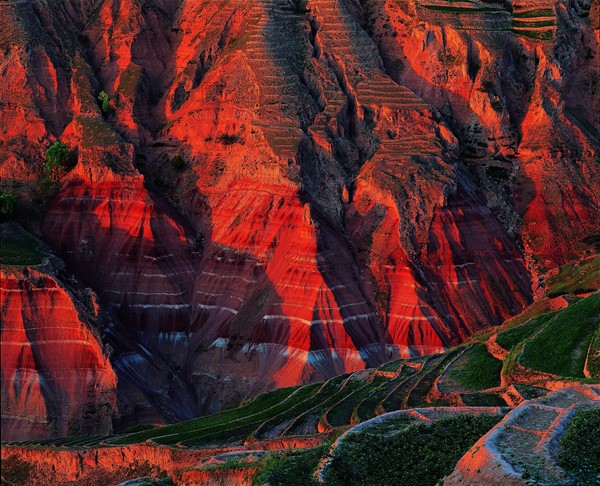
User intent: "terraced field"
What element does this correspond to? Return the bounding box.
[415,0,556,41]
[1,259,597,485]
[4,291,596,455]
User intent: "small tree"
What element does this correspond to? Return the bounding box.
[98,90,111,113]
[0,192,17,216]
[44,141,73,180]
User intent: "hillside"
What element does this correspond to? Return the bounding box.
[2,271,598,485]
[1,0,598,433]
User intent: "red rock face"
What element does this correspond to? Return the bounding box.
[0,264,116,441]
[0,0,597,427]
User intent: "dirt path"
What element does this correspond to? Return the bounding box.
[484,333,509,361]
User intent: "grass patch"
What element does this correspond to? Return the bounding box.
[587,326,600,378]
[325,414,501,486]
[109,385,305,445]
[496,316,548,351]
[461,393,506,407]
[546,255,600,298]
[512,8,554,18]
[407,349,462,406]
[500,299,552,331]
[327,379,386,427]
[355,384,392,421]
[558,408,600,485]
[378,359,402,372]
[252,444,329,486]
[445,344,502,391]
[512,19,555,28]
[520,294,600,377]
[0,233,47,267]
[514,29,554,41]
[514,384,548,400]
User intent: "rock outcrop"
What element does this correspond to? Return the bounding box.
[0,0,598,426]
[0,227,117,441]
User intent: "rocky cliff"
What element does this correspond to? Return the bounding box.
[0,226,116,441]
[0,0,598,430]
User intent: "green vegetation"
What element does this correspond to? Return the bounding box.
[558,408,600,485]
[587,326,600,378]
[512,19,555,28]
[514,384,548,400]
[118,65,141,98]
[496,316,546,351]
[0,232,47,267]
[446,344,502,391]
[325,414,501,486]
[10,266,597,473]
[0,192,17,216]
[520,294,600,377]
[512,8,554,18]
[77,116,123,148]
[98,90,112,113]
[44,141,74,180]
[547,256,600,297]
[109,385,309,445]
[378,359,402,373]
[252,444,329,486]
[407,349,462,405]
[119,423,160,434]
[514,29,554,41]
[39,176,61,199]
[326,379,386,427]
[461,392,506,407]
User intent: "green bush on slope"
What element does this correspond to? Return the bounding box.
[44,141,74,180]
[446,343,503,391]
[324,414,501,486]
[558,408,600,485]
[496,314,550,351]
[252,444,330,486]
[520,294,600,377]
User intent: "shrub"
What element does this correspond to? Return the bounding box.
[98,90,112,113]
[0,192,17,216]
[325,414,501,486]
[44,141,74,180]
[520,294,599,377]
[446,343,503,391]
[252,445,329,486]
[558,408,600,484]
